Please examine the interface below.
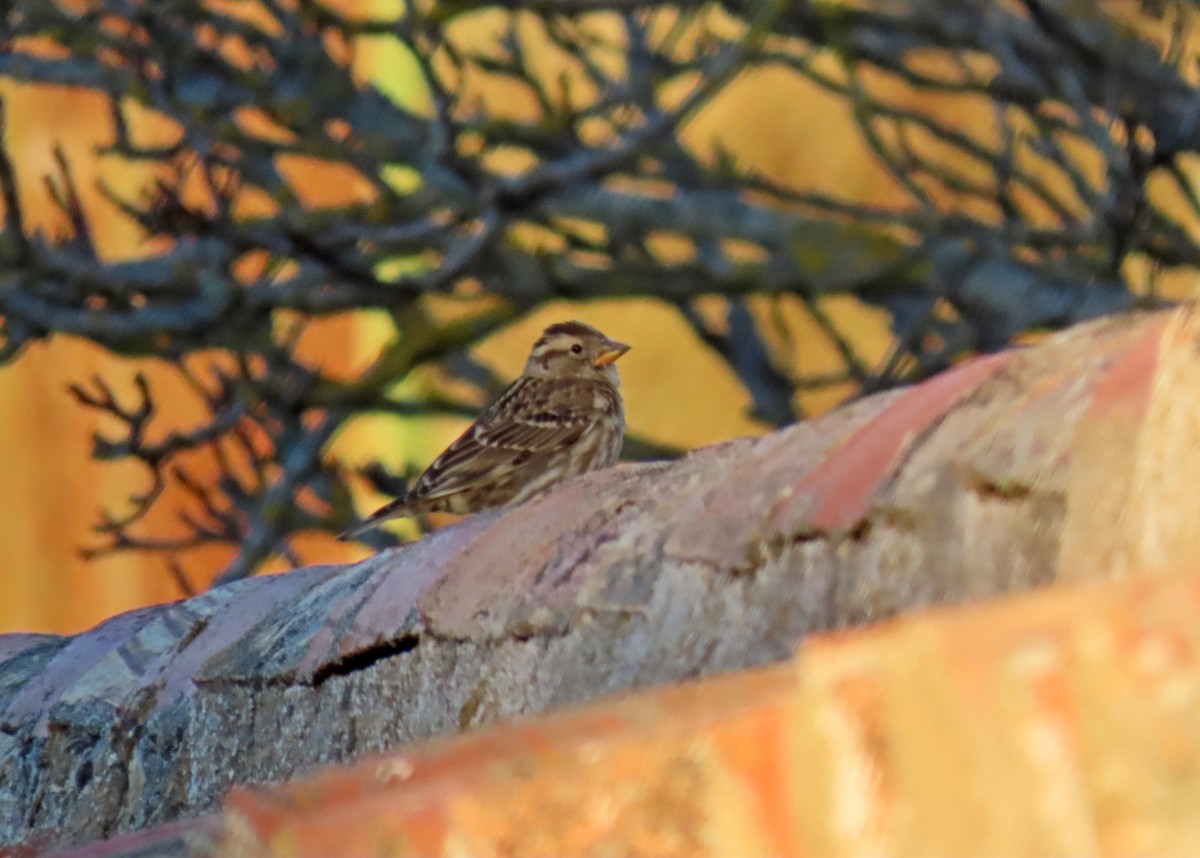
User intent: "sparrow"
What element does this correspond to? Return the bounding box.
[340,320,630,539]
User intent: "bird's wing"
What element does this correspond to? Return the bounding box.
[406,377,593,503]
[339,379,605,539]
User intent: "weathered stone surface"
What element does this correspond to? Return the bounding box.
[5,308,1196,851]
[209,567,1200,858]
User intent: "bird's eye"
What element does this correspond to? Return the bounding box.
[570,343,584,355]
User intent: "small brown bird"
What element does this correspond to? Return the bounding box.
[340,321,630,539]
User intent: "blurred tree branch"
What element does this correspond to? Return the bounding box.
[0,0,1192,583]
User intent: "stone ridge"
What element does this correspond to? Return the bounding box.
[220,565,1200,857]
[42,568,1200,857]
[4,308,1190,851]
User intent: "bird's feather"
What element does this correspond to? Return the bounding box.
[408,377,597,500]
[339,377,619,538]
[339,321,626,541]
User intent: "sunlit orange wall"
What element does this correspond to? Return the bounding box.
[0,83,185,631]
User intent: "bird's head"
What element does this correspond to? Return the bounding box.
[524,320,630,385]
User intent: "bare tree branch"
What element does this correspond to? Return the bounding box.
[0,0,1192,582]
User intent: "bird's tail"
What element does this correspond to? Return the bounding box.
[337,497,411,541]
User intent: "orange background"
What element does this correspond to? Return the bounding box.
[3,3,1196,634]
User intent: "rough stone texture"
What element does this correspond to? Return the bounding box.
[209,567,1200,858]
[3,308,1193,851]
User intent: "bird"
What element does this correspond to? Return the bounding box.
[339,320,630,540]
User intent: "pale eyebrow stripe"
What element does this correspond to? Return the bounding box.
[531,335,571,353]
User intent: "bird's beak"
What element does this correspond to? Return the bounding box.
[593,340,631,367]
